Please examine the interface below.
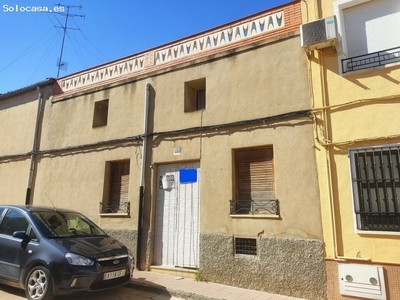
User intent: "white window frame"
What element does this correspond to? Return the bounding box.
[334,0,370,61]
[334,0,400,74]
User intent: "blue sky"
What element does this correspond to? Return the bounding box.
[0,0,292,94]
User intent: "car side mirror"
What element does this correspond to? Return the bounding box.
[12,231,31,243]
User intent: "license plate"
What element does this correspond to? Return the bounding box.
[103,269,126,280]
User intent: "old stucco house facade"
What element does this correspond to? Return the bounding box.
[0,1,327,298]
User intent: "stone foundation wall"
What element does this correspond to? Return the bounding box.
[105,229,137,255]
[200,234,326,300]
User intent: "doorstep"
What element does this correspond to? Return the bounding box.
[149,265,196,279]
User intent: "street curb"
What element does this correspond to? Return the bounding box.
[128,280,222,300]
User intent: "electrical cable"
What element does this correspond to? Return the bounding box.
[71,16,110,64]
[0,27,55,74]
[28,33,61,83]
[0,109,311,162]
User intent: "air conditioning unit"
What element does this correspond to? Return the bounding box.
[300,16,339,51]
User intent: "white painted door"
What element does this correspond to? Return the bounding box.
[154,162,200,268]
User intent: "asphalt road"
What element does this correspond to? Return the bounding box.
[0,284,182,300]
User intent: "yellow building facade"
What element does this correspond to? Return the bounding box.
[301,0,400,298]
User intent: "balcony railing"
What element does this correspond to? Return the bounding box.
[100,201,130,214]
[230,199,279,215]
[341,46,400,73]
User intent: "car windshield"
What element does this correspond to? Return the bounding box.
[32,210,107,238]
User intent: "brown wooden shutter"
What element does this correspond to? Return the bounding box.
[235,147,274,201]
[109,161,130,205]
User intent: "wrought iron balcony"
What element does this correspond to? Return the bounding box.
[230,199,279,215]
[341,46,400,73]
[100,201,130,214]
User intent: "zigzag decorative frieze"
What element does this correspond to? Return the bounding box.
[60,56,145,92]
[155,11,284,65]
[57,9,287,94]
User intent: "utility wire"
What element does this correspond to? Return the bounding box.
[0,110,311,161]
[28,33,61,83]
[71,16,110,63]
[0,27,55,74]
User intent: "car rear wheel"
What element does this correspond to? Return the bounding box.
[25,266,54,300]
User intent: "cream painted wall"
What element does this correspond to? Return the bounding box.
[0,34,321,252]
[201,122,321,238]
[147,36,321,239]
[150,118,322,239]
[150,37,310,133]
[41,84,144,150]
[0,86,53,205]
[24,35,321,241]
[0,91,38,155]
[0,161,31,204]
[32,148,139,229]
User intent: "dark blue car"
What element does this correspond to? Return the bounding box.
[0,205,134,300]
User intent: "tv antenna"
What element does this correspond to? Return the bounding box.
[54,3,85,78]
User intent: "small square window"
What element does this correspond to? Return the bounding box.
[184,78,206,112]
[93,99,109,128]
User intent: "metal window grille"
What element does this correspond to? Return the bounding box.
[229,199,279,215]
[100,201,130,214]
[234,237,258,256]
[350,146,400,231]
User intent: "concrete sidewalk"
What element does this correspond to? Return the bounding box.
[130,270,306,300]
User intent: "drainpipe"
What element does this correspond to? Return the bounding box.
[317,52,371,263]
[25,87,44,205]
[136,83,150,269]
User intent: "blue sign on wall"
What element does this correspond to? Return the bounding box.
[179,169,197,183]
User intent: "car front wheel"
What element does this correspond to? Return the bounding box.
[25,266,54,300]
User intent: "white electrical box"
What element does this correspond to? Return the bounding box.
[160,175,175,190]
[338,264,386,300]
[300,16,339,51]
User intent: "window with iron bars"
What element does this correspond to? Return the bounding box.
[234,237,258,256]
[349,145,400,232]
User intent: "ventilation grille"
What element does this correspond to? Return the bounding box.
[234,237,257,256]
